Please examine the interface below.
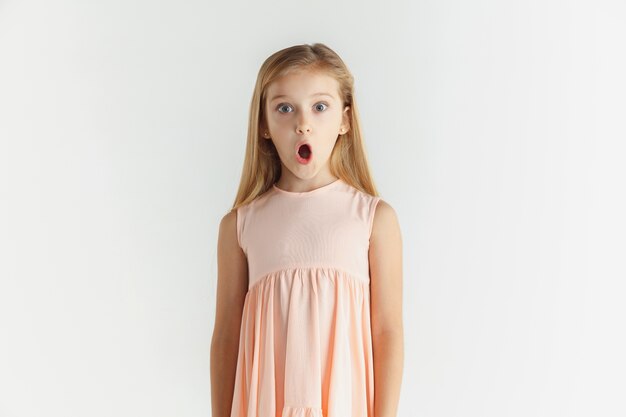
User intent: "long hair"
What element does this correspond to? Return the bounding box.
[230,43,379,212]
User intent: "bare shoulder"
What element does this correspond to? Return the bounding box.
[371,198,402,244]
[217,207,246,265]
[219,209,238,242]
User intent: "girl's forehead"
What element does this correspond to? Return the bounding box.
[266,70,340,99]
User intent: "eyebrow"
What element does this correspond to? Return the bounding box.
[269,92,335,102]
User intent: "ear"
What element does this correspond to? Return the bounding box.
[259,123,271,139]
[340,105,351,135]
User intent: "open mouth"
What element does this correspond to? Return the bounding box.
[298,143,311,159]
[296,142,312,163]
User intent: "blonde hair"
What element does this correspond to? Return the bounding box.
[231,43,379,211]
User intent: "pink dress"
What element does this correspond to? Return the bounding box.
[231,178,381,417]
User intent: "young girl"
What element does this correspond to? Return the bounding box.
[211,43,403,417]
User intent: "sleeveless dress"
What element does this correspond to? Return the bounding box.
[231,178,381,417]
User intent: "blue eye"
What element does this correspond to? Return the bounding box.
[315,102,328,111]
[277,104,292,113]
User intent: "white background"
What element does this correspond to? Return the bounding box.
[1,0,625,416]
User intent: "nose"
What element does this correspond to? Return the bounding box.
[296,114,312,135]
[296,125,311,134]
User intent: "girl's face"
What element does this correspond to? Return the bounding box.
[262,68,350,185]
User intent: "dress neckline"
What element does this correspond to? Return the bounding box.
[272,178,342,196]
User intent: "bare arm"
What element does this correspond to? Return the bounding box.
[369,200,404,417]
[211,209,249,417]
